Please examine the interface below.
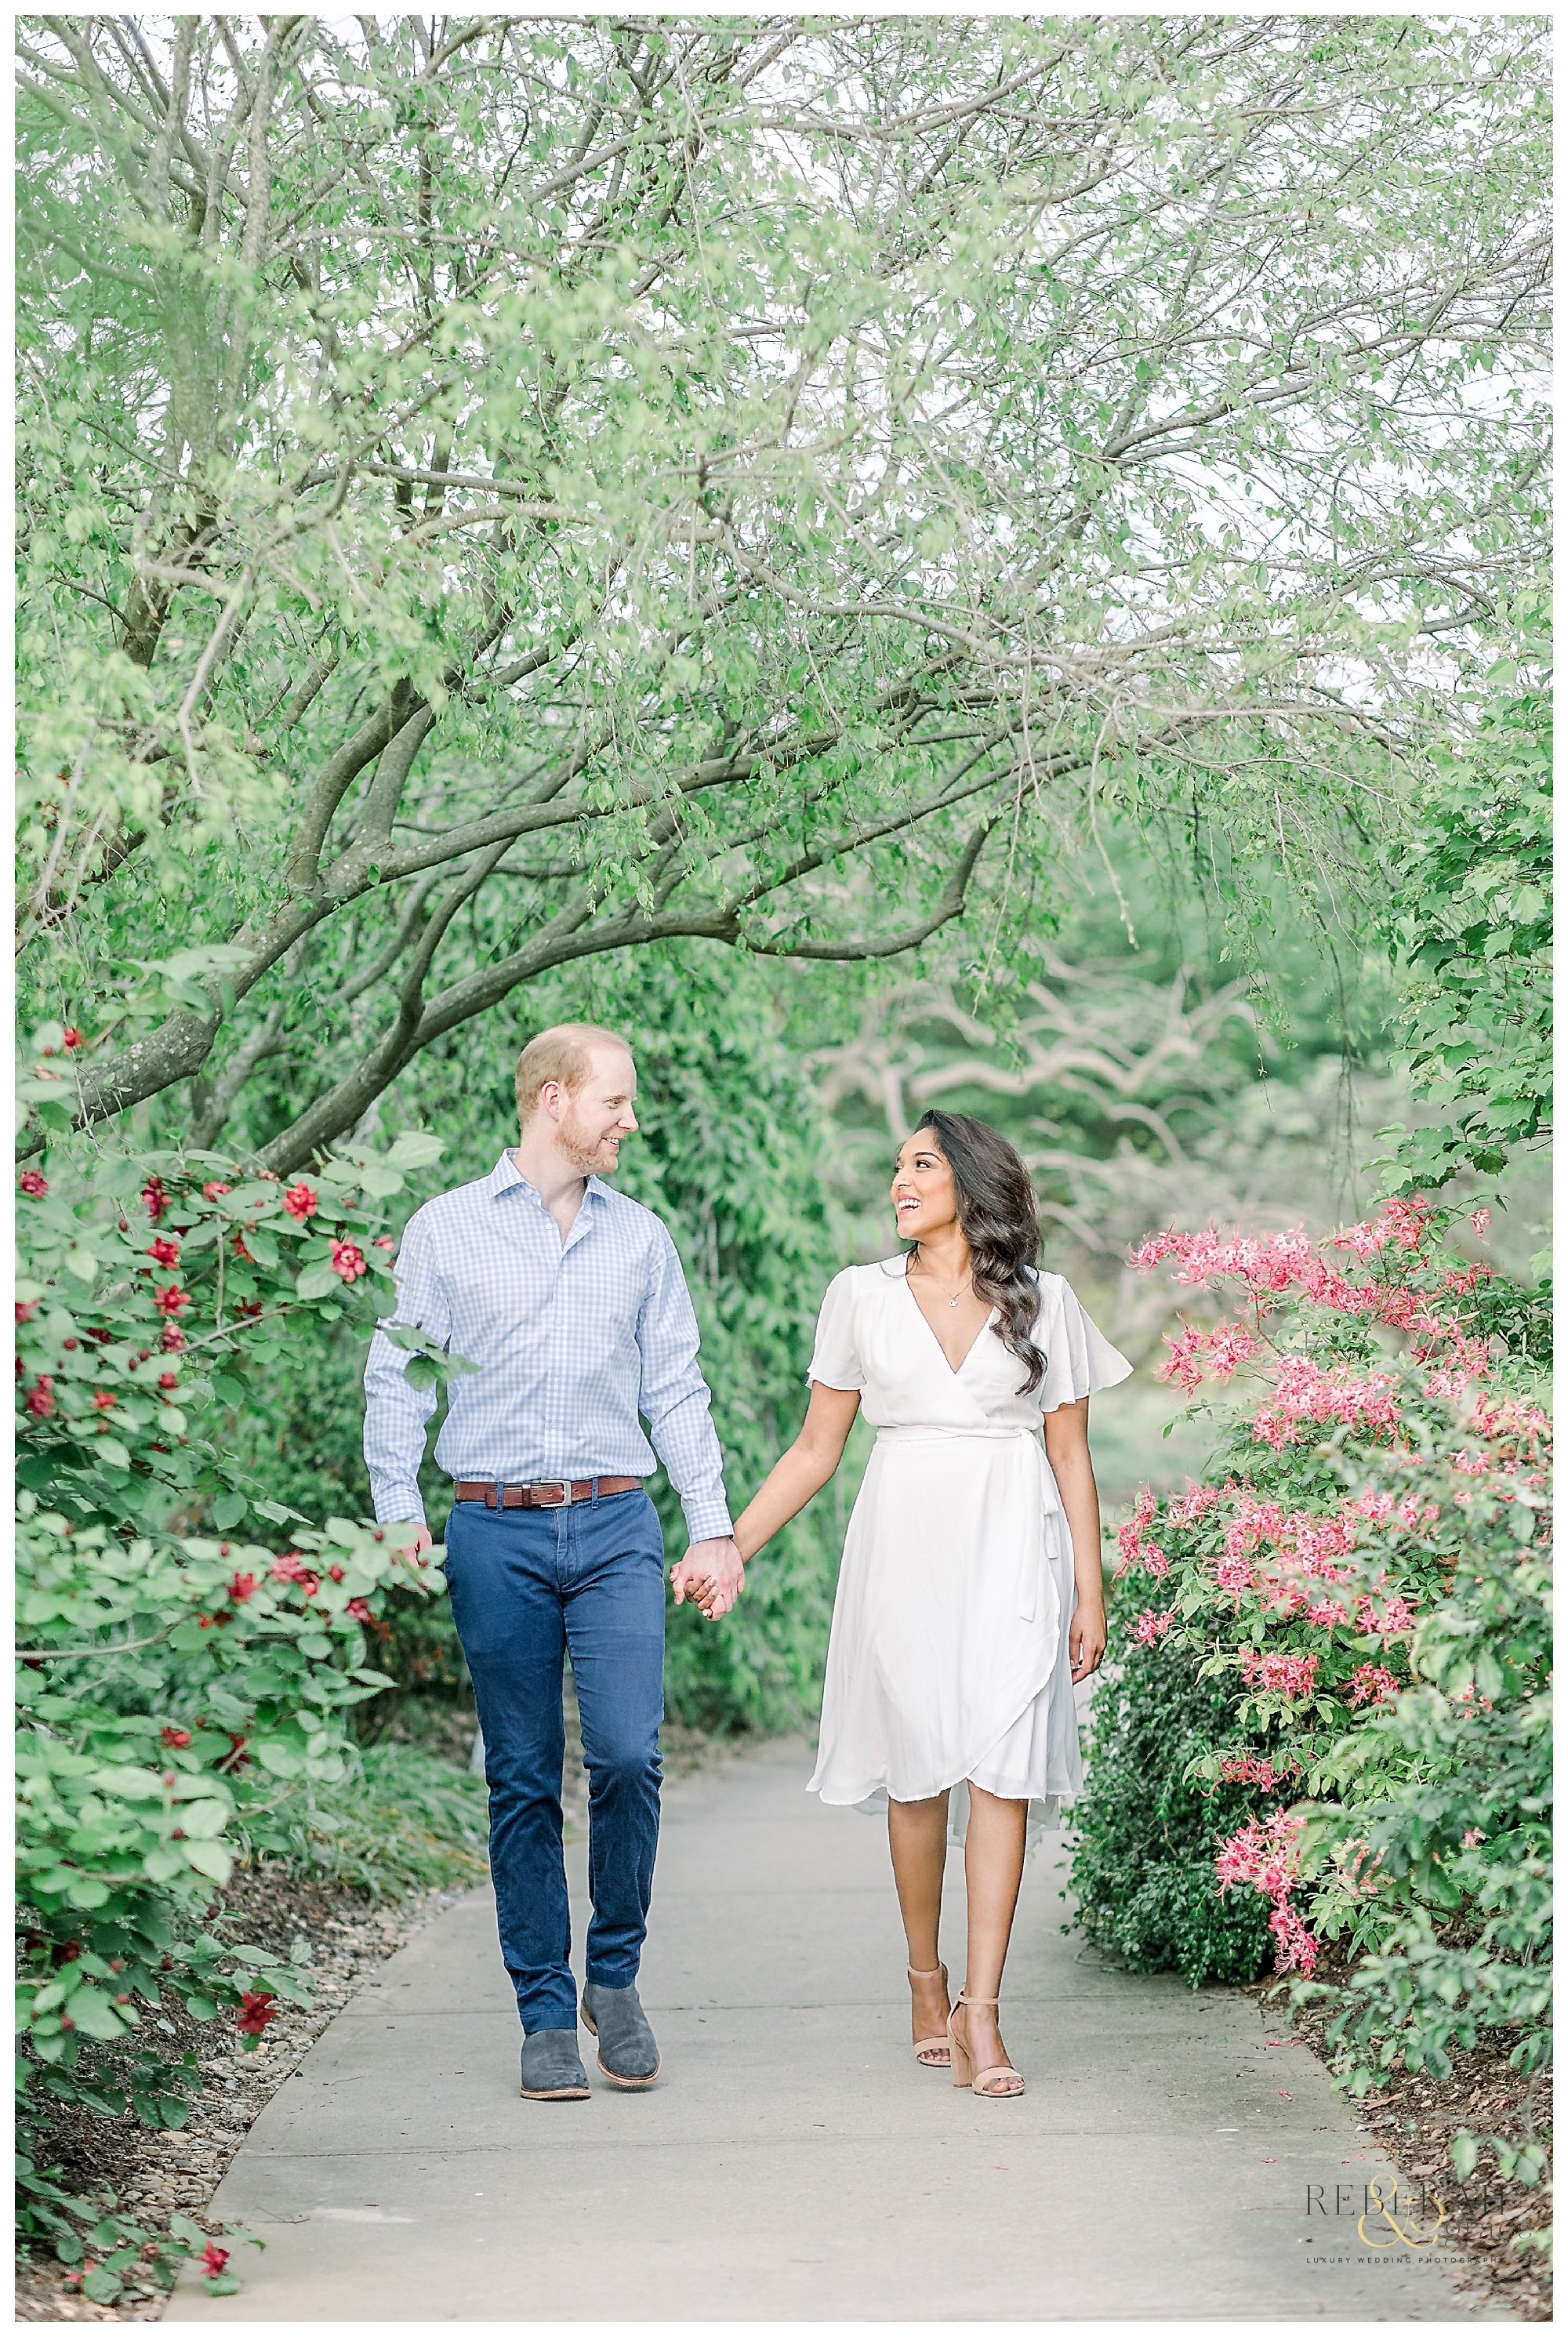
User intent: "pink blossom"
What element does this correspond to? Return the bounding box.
[1131,1609,1174,1646]
[1215,1809,1317,1972]
[282,1181,319,1221]
[1347,1662,1399,1707]
[1167,1481,1228,1526]
[1217,1752,1299,1792]
[1239,1647,1319,1700]
[1471,1209,1490,1236]
[1206,1323,1260,1380]
[1158,1326,1209,1395]
[1269,1902,1319,1976]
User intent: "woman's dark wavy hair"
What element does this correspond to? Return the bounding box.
[907,1109,1046,1394]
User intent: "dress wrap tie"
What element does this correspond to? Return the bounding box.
[873,1424,1060,1622]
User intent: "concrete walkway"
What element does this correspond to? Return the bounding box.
[169,1736,1512,2322]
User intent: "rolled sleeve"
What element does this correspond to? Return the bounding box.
[362,1209,445,1525]
[637,1228,733,1541]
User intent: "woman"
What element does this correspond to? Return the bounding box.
[728,1112,1131,2097]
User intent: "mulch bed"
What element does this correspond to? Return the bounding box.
[16,1872,466,2323]
[1248,1951,1553,2321]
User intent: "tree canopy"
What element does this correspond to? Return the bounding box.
[16,15,1549,1165]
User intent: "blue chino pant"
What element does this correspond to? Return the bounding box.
[441,1487,666,2033]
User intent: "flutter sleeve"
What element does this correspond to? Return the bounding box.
[1035,1275,1134,1413]
[806,1267,866,1390]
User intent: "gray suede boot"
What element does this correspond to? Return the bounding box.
[519,2027,591,2101]
[580,1980,661,2089]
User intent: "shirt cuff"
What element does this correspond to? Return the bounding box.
[373,1485,428,1529]
[681,1496,735,1543]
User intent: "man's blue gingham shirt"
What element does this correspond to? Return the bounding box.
[362,1150,733,1539]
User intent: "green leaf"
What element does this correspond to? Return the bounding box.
[385,1130,445,1168]
[181,1838,233,1882]
[212,1491,248,1530]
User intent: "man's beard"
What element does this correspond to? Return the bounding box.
[559,1110,615,1173]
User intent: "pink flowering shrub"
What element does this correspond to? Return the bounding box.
[1073,1194,1552,2070]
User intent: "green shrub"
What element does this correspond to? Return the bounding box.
[13,1110,472,2266]
[1069,1628,1273,1987]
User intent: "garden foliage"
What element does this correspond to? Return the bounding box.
[1383,683,1552,1188]
[1070,1196,1551,2180]
[13,1083,469,2284]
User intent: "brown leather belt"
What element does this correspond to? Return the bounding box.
[453,1475,641,1509]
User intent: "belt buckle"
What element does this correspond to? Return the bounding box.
[535,1479,573,1508]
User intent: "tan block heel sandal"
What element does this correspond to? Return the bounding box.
[947,1990,1024,2097]
[907,1961,952,2067]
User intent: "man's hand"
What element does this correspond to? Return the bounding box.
[670,1536,745,1620]
[388,1522,433,1561]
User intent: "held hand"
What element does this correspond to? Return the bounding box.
[389,1522,434,1560]
[670,1536,745,1620]
[1069,1601,1107,1684]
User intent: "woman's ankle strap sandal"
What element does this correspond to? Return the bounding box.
[907,1961,952,2067]
[946,1990,1025,2096]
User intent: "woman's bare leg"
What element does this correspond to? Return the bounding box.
[956,1782,1026,2089]
[887,1791,951,2052]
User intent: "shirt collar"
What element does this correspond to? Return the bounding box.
[487,1149,606,1214]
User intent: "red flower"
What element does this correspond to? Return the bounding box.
[281,1181,319,1221]
[161,1726,191,1749]
[159,1323,187,1354]
[91,1390,117,1410]
[270,1552,321,1593]
[329,1238,368,1282]
[153,1283,192,1318]
[159,1370,180,1392]
[198,2242,230,2279]
[202,1181,232,1202]
[25,1377,55,1418]
[346,1597,373,1624]
[235,1990,277,2036]
[141,1174,168,1221]
[328,1562,346,1583]
[228,1572,257,1603]
[148,1236,181,1268]
[18,1170,48,1198]
[62,1026,82,1051]
[16,1300,36,1324]
[373,1234,395,1250]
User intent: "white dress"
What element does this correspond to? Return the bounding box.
[805,1259,1133,1842]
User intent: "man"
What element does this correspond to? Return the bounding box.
[363,1022,744,2102]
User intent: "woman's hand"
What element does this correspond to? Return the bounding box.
[1044,1395,1109,1684]
[1069,1596,1108,1682]
[670,1537,745,1620]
